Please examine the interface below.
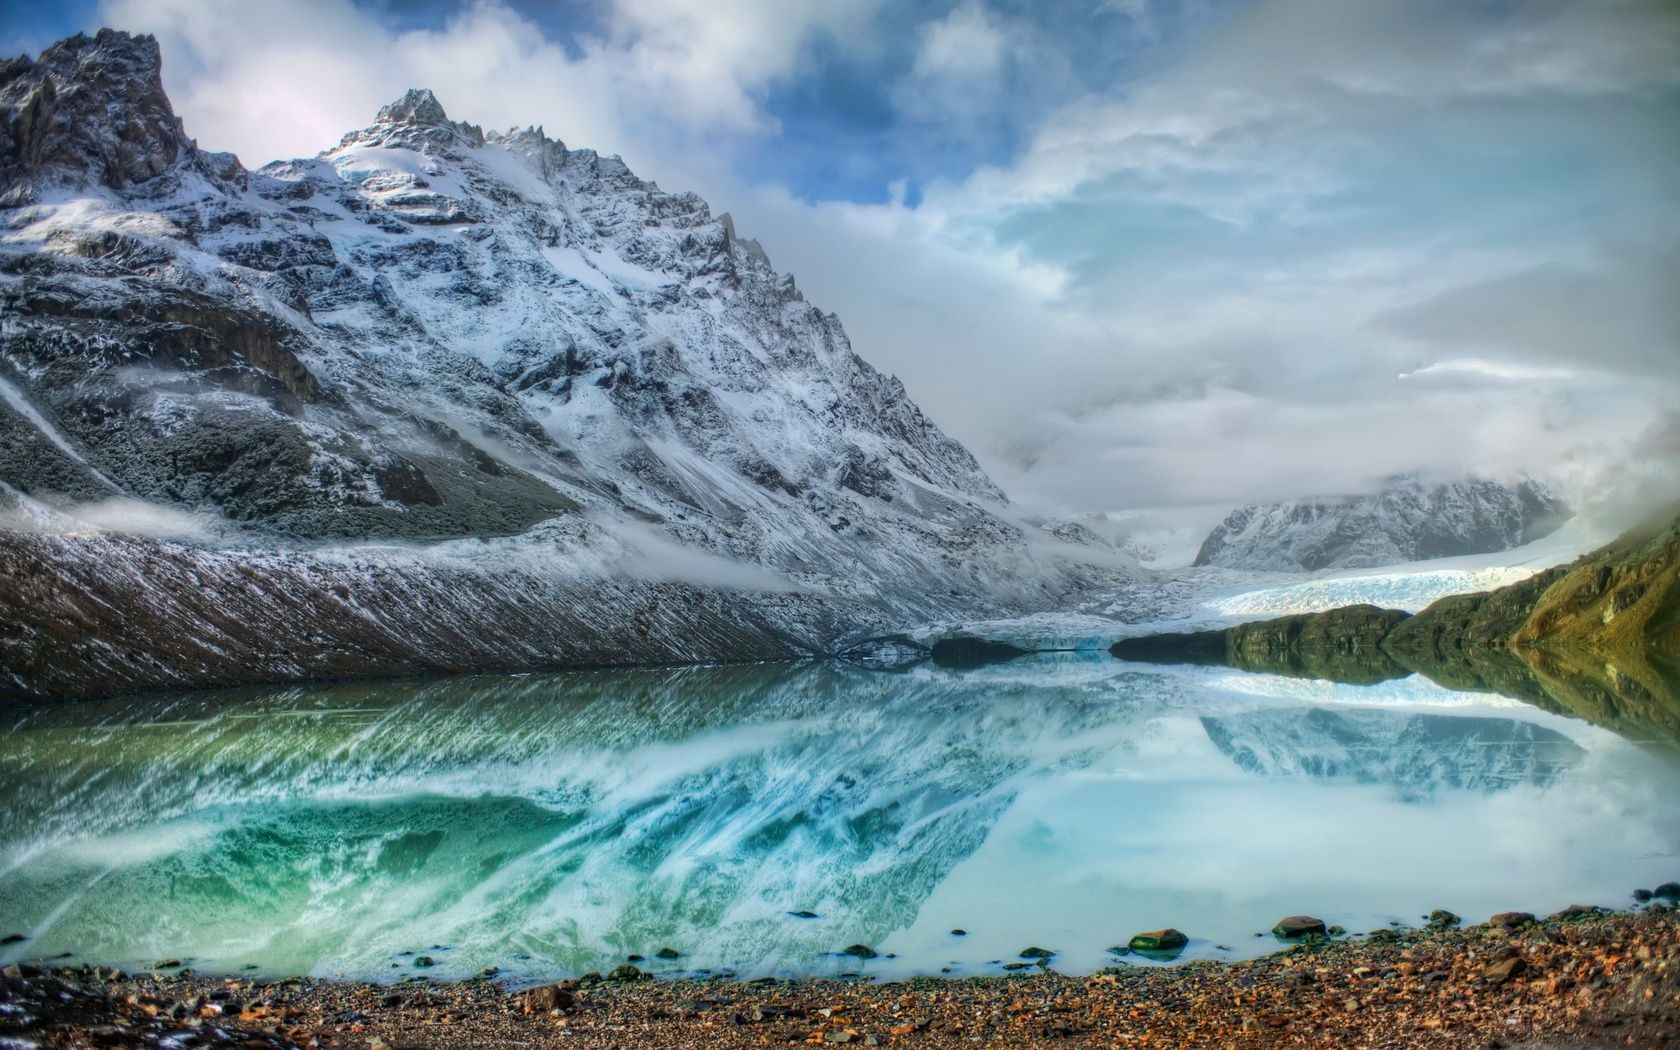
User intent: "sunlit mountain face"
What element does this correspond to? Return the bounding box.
[3,658,1675,983]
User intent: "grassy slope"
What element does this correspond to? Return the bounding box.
[1112,506,1680,747]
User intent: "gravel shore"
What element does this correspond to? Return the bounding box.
[3,906,1675,1048]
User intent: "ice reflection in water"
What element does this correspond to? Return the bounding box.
[0,656,1676,982]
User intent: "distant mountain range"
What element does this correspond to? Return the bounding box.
[1193,474,1572,572]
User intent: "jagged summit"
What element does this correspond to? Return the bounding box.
[0,29,248,199]
[378,88,450,126]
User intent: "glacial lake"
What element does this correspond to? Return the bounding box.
[2,656,1677,984]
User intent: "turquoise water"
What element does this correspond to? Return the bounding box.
[1,656,1676,983]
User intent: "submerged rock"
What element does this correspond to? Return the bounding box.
[1550,905,1611,922]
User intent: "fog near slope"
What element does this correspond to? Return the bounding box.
[0,488,807,594]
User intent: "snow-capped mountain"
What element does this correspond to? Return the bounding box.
[0,31,1126,696]
[1193,475,1572,572]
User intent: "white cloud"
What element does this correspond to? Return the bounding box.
[97,0,872,166]
[85,0,1680,525]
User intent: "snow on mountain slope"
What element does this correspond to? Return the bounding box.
[0,31,1131,696]
[1193,474,1572,572]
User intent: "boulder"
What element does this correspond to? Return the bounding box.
[1481,956,1527,985]
[1488,912,1536,929]
[1127,929,1188,951]
[521,984,576,1014]
[1272,916,1327,938]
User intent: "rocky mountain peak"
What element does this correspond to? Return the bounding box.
[0,28,241,198]
[377,88,449,127]
[350,86,483,151]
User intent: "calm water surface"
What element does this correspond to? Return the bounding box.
[1,657,1676,982]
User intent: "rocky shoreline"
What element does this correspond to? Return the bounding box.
[4,905,1676,1048]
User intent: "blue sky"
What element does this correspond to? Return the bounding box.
[5,0,1678,521]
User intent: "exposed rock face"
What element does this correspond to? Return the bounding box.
[0,31,1126,698]
[0,30,240,198]
[1194,475,1572,572]
[1116,505,1680,747]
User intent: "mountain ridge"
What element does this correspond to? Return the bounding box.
[1194,474,1572,572]
[0,28,1127,700]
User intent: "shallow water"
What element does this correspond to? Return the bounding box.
[1,656,1677,983]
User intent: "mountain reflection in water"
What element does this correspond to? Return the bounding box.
[1,657,1676,982]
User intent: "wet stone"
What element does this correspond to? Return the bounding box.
[520,984,575,1014]
[1127,929,1188,951]
[1272,916,1327,938]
